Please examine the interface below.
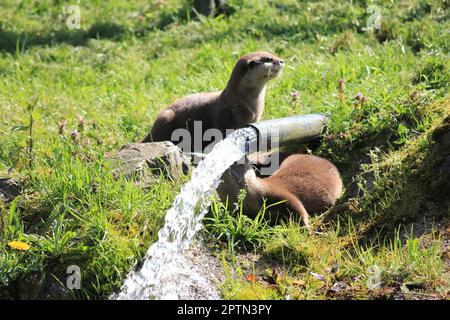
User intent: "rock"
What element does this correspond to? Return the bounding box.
[183,152,207,166]
[105,142,190,186]
[0,178,22,203]
[194,0,216,16]
[2,270,73,300]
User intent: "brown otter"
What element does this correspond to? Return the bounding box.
[217,154,343,228]
[142,52,284,153]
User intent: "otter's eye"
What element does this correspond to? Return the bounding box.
[248,60,261,68]
[260,57,273,63]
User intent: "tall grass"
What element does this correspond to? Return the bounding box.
[0,0,448,299]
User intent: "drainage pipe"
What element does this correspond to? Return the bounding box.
[246,113,329,152]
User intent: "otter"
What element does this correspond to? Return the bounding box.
[142,52,284,153]
[217,154,343,228]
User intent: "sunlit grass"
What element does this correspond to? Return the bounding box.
[0,0,448,299]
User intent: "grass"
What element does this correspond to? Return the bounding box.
[202,190,277,267]
[0,0,449,299]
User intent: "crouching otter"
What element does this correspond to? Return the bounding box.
[142,51,284,153]
[217,154,343,228]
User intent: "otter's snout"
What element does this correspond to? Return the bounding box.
[270,59,284,77]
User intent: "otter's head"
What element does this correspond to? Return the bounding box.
[242,51,284,81]
[217,158,265,215]
[226,51,284,92]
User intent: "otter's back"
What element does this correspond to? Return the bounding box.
[267,154,343,213]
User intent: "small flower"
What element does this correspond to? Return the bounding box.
[246,274,257,283]
[8,240,31,251]
[290,89,300,101]
[354,92,368,105]
[338,78,346,92]
[309,272,325,282]
[71,130,80,142]
[78,116,85,129]
[58,119,67,134]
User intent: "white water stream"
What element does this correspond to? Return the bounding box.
[115,127,257,300]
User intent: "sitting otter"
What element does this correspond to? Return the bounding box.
[142,51,284,153]
[217,154,343,228]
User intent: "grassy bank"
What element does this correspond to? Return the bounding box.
[0,0,449,299]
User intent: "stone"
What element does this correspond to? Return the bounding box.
[105,142,190,186]
[0,178,22,203]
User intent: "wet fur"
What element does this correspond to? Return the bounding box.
[218,154,343,227]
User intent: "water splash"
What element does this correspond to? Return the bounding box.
[114,127,257,300]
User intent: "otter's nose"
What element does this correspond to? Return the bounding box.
[277,60,285,66]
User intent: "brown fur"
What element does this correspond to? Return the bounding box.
[142,52,284,152]
[218,154,343,228]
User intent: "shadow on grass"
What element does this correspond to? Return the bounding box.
[0,22,128,53]
[326,115,450,247]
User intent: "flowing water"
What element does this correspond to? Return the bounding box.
[115,127,257,300]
